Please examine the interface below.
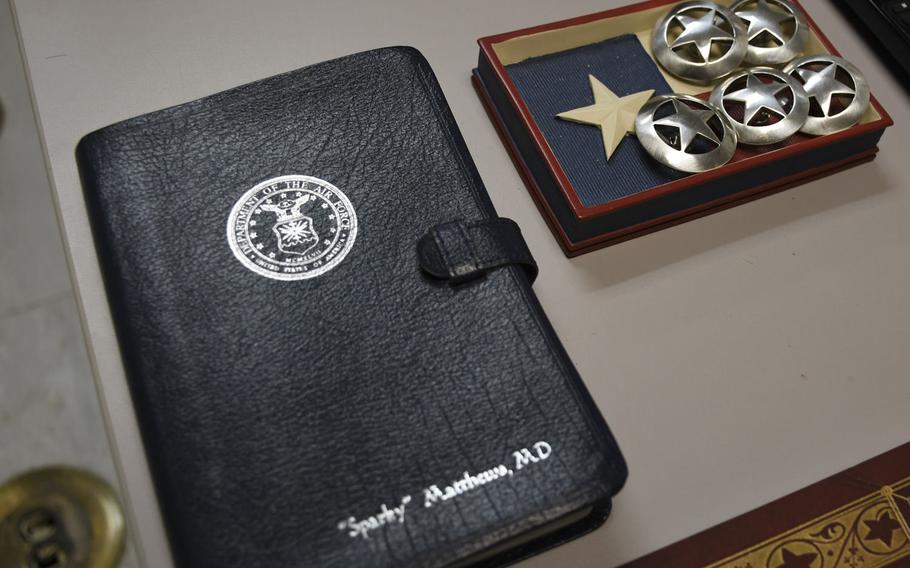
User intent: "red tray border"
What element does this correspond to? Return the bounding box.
[476,0,894,225]
[473,71,877,256]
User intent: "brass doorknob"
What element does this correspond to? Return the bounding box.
[0,466,125,568]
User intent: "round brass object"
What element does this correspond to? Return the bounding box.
[0,466,125,568]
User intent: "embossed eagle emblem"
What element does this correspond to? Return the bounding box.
[260,195,319,257]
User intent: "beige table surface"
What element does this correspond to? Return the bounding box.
[10,0,910,566]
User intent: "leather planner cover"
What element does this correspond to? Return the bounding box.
[75,47,627,568]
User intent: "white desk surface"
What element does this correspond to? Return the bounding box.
[10,0,910,566]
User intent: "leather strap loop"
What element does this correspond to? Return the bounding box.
[417,218,538,284]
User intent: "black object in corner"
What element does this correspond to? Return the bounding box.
[833,0,910,86]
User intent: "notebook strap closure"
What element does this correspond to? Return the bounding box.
[417,218,538,284]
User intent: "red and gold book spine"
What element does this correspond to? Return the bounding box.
[621,443,910,568]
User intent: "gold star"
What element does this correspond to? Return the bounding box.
[557,75,654,160]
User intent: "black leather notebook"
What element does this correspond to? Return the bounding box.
[76,47,626,568]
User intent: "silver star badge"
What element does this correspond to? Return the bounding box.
[635,94,737,172]
[654,98,721,151]
[784,54,870,135]
[796,64,853,116]
[652,0,747,84]
[710,67,809,145]
[732,0,808,64]
[726,72,788,123]
[737,0,790,43]
[672,8,734,62]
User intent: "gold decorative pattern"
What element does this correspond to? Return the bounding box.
[707,477,910,568]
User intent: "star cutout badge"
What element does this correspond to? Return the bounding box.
[732,0,808,64]
[635,93,736,172]
[652,1,747,83]
[556,75,654,160]
[653,97,720,151]
[794,62,855,117]
[672,8,734,62]
[709,66,808,145]
[784,54,870,135]
[725,72,789,124]
[736,0,792,44]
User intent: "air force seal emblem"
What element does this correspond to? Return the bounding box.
[227,175,357,280]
